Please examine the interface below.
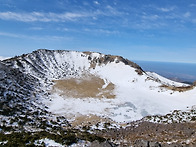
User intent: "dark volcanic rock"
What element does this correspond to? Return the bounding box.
[90,140,117,147]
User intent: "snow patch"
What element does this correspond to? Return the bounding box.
[35,138,64,147]
[0,56,10,60]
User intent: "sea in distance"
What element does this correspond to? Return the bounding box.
[134,60,196,84]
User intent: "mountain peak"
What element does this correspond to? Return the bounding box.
[4,49,144,79]
[1,49,196,146]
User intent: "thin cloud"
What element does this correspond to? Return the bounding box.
[105,5,121,15]
[183,12,191,18]
[0,31,72,41]
[29,27,44,30]
[157,6,176,12]
[192,19,196,23]
[0,11,90,22]
[0,31,24,38]
[93,5,123,17]
[132,21,167,30]
[94,1,100,5]
[189,4,196,7]
[84,28,119,35]
[142,14,159,20]
[0,8,123,23]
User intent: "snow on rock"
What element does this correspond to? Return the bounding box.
[143,106,196,124]
[0,141,8,145]
[2,49,196,124]
[146,72,188,87]
[35,138,64,147]
[0,56,10,61]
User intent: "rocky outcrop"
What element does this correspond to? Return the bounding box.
[132,140,196,147]
[0,61,39,104]
[90,140,117,147]
[97,120,196,146]
[3,49,144,79]
[84,51,144,75]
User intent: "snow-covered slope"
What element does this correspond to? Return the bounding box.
[0,56,10,61]
[1,49,196,124]
[3,49,142,79]
[0,61,41,116]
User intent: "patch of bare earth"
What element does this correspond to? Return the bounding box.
[52,75,115,99]
[160,84,194,92]
[70,114,113,127]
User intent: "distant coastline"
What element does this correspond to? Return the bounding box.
[134,60,196,84]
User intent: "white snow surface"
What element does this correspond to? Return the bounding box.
[35,138,64,147]
[7,50,195,124]
[0,56,10,60]
[39,50,196,123]
[146,72,188,87]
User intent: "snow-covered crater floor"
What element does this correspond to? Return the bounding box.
[43,60,196,124]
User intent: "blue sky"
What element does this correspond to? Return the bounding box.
[0,0,196,63]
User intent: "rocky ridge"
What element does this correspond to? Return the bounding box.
[0,49,195,146]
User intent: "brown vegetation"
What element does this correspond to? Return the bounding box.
[160,84,195,92]
[53,75,115,99]
[71,114,112,127]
